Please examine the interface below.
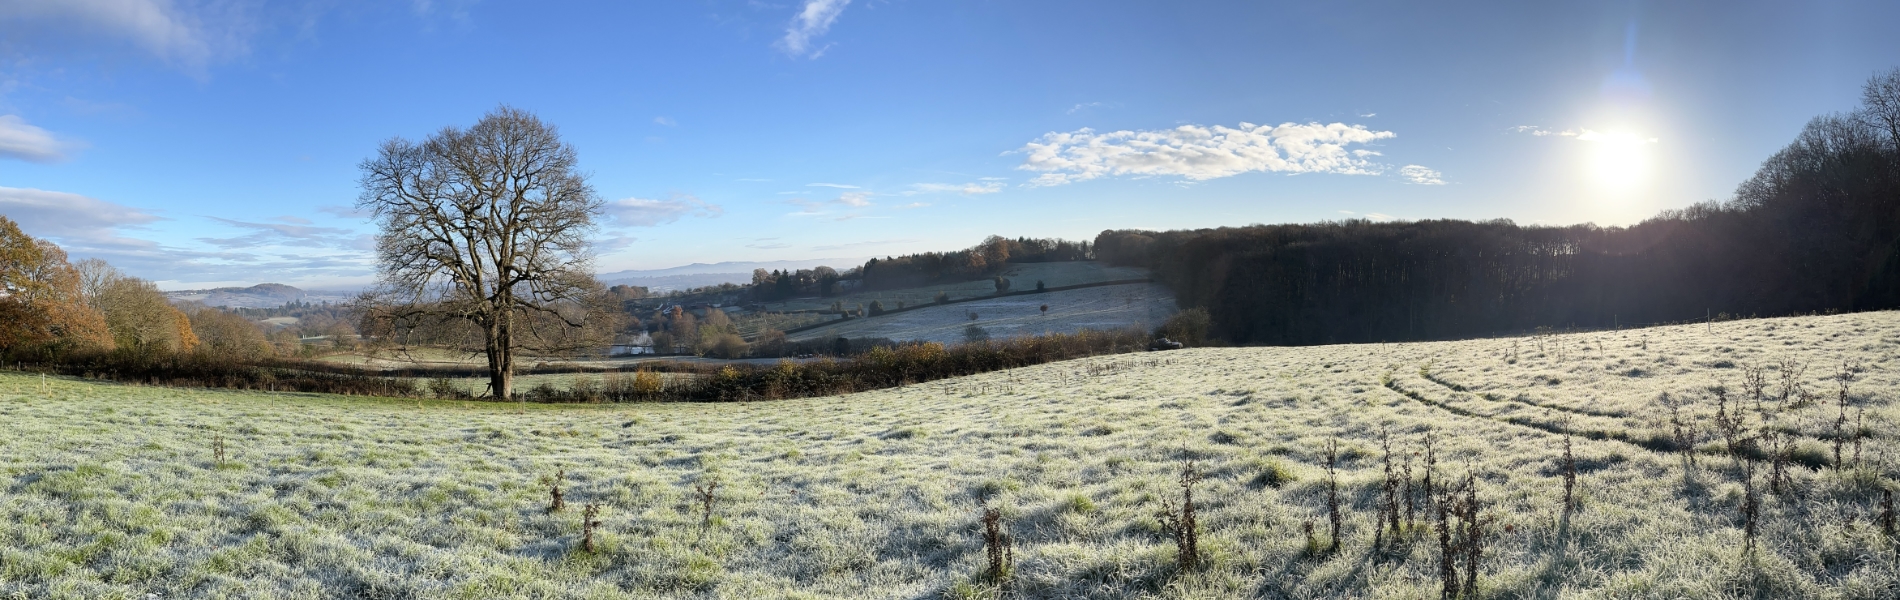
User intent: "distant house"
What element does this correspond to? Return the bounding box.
[609,331,654,356]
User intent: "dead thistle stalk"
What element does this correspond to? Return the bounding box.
[1157,461,1204,570]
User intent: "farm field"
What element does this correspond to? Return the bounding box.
[756,261,1152,314]
[4,311,1900,598]
[788,281,1176,345]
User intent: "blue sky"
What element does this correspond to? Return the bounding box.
[1,1,1897,289]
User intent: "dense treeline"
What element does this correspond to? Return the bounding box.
[1099,70,1900,345]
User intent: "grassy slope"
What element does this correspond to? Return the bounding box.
[757,261,1151,314]
[786,282,1177,345]
[4,312,1900,599]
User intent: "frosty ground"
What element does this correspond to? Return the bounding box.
[4,311,1900,598]
[787,281,1176,346]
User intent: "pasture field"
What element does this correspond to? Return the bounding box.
[4,311,1900,599]
[787,282,1176,345]
[756,261,1152,314]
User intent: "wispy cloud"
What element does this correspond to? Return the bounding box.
[1510,125,1574,137]
[0,186,375,286]
[747,242,792,249]
[1014,121,1396,187]
[0,115,76,162]
[1512,125,1658,145]
[835,191,872,207]
[198,217,368,250]
[906,182,1003,195]
[653,116,677,127]
[1066,102,1108,115]
[776,0,850,58]
[810,238,916,252]
[316,204,371,219]
[806,182,859,189]
[1398,165,1446,185]
[605,194,723,227]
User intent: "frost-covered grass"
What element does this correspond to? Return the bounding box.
[788,282,1176,345]
[5,311,1900,599]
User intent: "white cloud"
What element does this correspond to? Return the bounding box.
[654,116,677,127]
[0,0,257,75]
[1399,165,1446,185]
[806,182,859,189]
[835,191,872,207]
[777,0,850,58]
[605,194,723,227]
[1014,121,1396,187]
[908,182,1004,195]
[1366,212,1397,221]
[0,115,74,162]
[0,186,160,243]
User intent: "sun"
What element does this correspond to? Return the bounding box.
[1579,129,1656,191]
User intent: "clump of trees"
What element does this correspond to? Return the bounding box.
[1104,69,1900,345]
[0,216,113,355]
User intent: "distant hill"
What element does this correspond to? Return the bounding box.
[165,284,354,309]
[600,257,869,292]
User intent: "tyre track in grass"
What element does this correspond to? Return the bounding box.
[1420,370,1632,419]
[1420,366,1861,466]
[1382,373,1680,454]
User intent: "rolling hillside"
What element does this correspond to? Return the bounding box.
[3,311,1899,598]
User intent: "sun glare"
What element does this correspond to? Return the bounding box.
[1579,128,1657,191]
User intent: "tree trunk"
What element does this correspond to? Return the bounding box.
[486,317,514,400]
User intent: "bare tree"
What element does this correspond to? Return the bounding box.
[1862,67,1900,156]
[357,106,609,399]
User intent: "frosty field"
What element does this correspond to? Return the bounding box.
[788,282,1177,346]
[5,311,1900,599]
